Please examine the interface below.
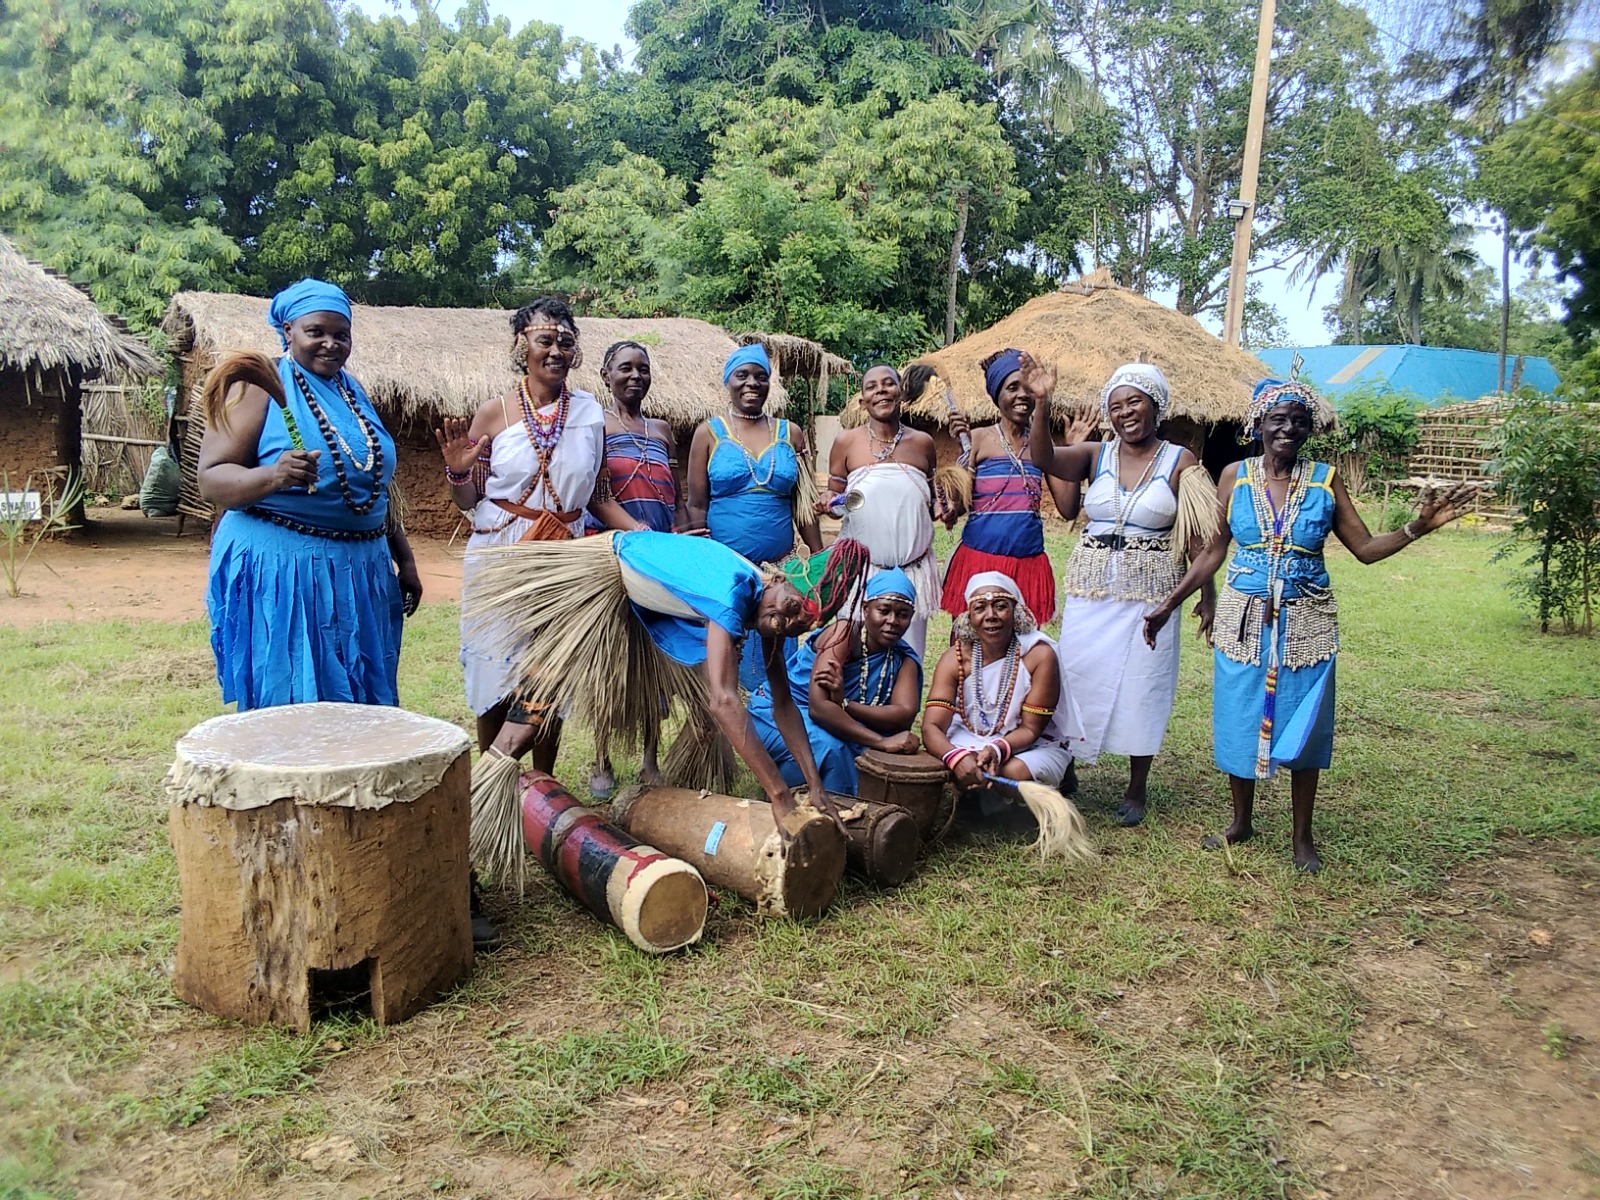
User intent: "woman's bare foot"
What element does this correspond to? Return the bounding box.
[1201,822,1253,850]
[588,759,615,800]
[1293,838,1322,874]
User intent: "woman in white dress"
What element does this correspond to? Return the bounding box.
[436,298,647,762]
[1029,363,1219,826]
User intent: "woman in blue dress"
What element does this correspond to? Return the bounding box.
[1143,379,1476,873]
[747,567,924,796]
[198,279,420,710]
[462,528,873,885]
[687,343,824,689]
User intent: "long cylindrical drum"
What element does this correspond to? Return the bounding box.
[854,749,954,844]
[612,786,846,919]
[521,773,707,953]
[835,798,922,886]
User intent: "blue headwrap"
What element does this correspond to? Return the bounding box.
[267,279,353,349]
[1249,377,1331,431]
[984,349,1026,401]
[864,567,916,605]
[723,342,772,385]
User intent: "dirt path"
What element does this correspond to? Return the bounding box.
[1,506,465,626]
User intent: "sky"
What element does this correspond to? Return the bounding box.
[397,0,1529,348]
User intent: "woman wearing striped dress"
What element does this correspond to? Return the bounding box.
[587,340,684,795]
[941,348,1079,625]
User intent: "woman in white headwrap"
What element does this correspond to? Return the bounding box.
[1029,363,1220,826]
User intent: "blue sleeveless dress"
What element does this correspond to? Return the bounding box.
[1212,459,1339,778]
[207,357,402,710]
[705,416,799,564]
[615,531,764,666]
[746,626,921,794]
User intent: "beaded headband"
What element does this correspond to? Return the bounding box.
[1249,378,1335,432]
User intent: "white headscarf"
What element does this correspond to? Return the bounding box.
[1099,363,1171,425]
[964,571,1021,605]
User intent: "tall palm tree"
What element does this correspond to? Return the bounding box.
[939,0,1096,132]
[1294,221,1479,345]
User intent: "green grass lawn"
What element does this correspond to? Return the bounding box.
[1,521,1596,1199]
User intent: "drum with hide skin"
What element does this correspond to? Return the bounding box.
[611,786,846,918]
[853,749,954,844]
[520,772,707,953]
[165,703,473,1031]
[834,797,922,886]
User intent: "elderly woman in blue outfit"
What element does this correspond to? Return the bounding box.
[198,279,419,710]
[1145,378,1477,873]
[747,567,924,796]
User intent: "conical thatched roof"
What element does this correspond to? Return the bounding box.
[0,236,160,383]
[891,270,1267,426]
[735,331,854,383]
[161,292,787,429]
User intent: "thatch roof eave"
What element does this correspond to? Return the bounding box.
[0,237,160,382]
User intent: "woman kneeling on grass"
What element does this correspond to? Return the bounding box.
[746,567,924,797]
[1143,378,1478,874]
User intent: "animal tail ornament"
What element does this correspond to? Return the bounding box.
[200,351,283,434]
[984,774,1096,864]
[1171,463,1222,561]
[471,747,529,892]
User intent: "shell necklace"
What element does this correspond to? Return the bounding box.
[868,420,905,462]
[725,408,779,488]
[1109,438,1164,540]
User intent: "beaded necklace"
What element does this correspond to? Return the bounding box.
[610,411,674,508]
[868,420,905,462]
[1109,439,1164,541]
[959,634,1022,737]
[997,423,1042,507]
[723,409,780,488]
[1249,455,1312,610]
[289,364,383,515]
[853,623,898,706]
[518,378,571,512]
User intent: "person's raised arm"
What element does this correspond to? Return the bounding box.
[1331,474,1477,564]
[684,422,712,533]
[198,382,320,510]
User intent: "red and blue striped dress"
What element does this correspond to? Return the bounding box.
[588,430,678,534]
[941,456,1057,623]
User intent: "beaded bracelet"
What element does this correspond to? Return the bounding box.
[445,463,473,486]
[941,747,974,770]
[1400,519,1421,542]
[925,697,958,711]
[1021,703,1054,717]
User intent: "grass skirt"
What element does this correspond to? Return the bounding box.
[207,510,401,710]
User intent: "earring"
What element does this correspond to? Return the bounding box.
[569,344,584,370]
[511,337,528,374]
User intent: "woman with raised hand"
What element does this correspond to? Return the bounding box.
[435,299,643,760]
[1144,378,1477,873]
[198,278,419,710]
[1028,363,1220,827]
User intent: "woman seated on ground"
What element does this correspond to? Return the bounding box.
[921,572,1077,796]
[747,567,924,798]
[1143,377,1477,873]
[464,530,877,884]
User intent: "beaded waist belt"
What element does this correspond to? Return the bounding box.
[243,506,387,542]
[1081,532,1172,552]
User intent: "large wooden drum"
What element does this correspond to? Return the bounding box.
[165,703,473,1031]
[853,749,953,844]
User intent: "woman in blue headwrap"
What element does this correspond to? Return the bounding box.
[687,341,824,688]
[1145,378,1477,873]
[746,567,924,797]
[197,278,419,710]
[941,348,1079,624]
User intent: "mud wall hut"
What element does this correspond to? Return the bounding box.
[846,270,1268,480]
[161,294,787,538]
[0,236,160,523]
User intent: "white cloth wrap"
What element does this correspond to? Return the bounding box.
[164,702,470,811]
[460,388,607,715]
[836,462,941,656]
[946,630,1083,786]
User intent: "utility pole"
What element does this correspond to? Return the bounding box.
[1221,0,1278,347]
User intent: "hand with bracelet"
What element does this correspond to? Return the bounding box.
[435,416,488,506]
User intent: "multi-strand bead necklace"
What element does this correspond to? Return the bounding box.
[289,364,383,515]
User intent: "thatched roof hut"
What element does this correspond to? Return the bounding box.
[161,292,785,536]
[162,293,787,429]
[0,236,159,522]
[736,331,853,420]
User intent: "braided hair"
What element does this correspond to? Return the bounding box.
[601,339,650,376]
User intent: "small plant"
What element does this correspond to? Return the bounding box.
[0,470,84,598]
[1541,1022,1571,1060]
[1305,384,1424,495]
[1492,400,1600,633]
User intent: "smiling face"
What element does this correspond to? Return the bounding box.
[994,371,1035,425]
[283,312,352,379]
[862,595,914,651]
[1105,385,1158,444]
[521,321,577,387]
[1257,400,1314,460]
[756,580,813,639]
[603,346,651,408]
[726,364,771,416]
[965,590,1017,643]
[861,366,903,423]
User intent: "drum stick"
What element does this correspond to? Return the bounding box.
[945,383,972,466]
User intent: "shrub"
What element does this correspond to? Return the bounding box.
[1304,384,1424,494]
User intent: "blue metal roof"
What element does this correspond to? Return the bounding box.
[1254,345,1561,406]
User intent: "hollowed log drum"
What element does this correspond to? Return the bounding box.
[166,703,473,1031]
[611,786,846,918]
[853,749,954,844]
[520,772,707,953]
[835,799,922,886]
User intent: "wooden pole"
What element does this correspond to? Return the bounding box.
[1221,0,1279,348]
